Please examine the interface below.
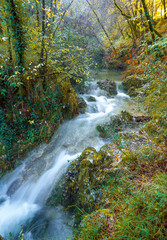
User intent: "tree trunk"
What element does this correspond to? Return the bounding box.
[35,0,40,27]
[6,0,25,73]
[117,22,125,39]
[141,0,155,42]
[40,0,46,64]
[6,25,13,64]
[163,0,166,19]
[139,2,144,41]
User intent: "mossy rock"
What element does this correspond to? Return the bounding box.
[96,111,133,138]
[60,80,79,118]
[99,145,114,164]
[50,146,114,212]
[121,76,147,96]
[76,209,114,240]
[97,80,117,96]
[121,110,133,122]
[87,96,96,102]
[78,97,87,114]
[127,86,138,97]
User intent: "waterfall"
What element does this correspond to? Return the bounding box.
[0,71,130,239]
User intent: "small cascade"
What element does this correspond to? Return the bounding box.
[0,71,130,239]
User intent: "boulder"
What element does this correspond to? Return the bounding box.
[121,76,147,97]
[87,96,96,102]
[97,79,117,96]
[78,97,87,114]
[96,111,133,138]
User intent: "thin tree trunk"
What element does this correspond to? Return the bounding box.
[35,0,40,27]
[6,25,13,64]
[127,20,137,46]
[139,2,144,41]
[52,0,75,38]
[41,0,45,64]
[85,0,115,50]
[140,0,155,42]
[161,0,163,20]
[163,0,166,18]
[116,22,125,39]
[7,0,25,73]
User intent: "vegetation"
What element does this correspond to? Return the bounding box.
[0,0,92,175]
[0,0,167,239]
[46,0,166,239]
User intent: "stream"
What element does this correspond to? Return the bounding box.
[0,70,131,240]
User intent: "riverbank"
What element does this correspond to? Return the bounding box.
[53,36,167,239]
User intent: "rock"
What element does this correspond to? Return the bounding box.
[78,97,87,114]
[0,236,5,240]
[127,86,138,97]
[48,146,115,211]
[133,116,152,122]
[121,76,147,97]
[96,111,133,138]
[121,110,133,122]
[87,96,96,102]
[97,80,117,96]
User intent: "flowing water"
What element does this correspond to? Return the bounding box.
[0,70,131,240]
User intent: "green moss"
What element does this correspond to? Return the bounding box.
[96,111,133,139]
[76,209,114,240]
[121,76,147,97]
[127,86,138,97]
[87,96,96,102]
[78,97,87,114]
[97,80,117,96]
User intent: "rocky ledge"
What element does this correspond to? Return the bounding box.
[97,79,117,96]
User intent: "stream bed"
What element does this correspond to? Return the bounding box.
[0,70,132,239]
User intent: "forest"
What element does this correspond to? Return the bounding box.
[0,0,167,239]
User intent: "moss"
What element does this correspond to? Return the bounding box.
[78,97,87,114]
[48,146,114,213]
[121,76,147,96]
[60,79,79,118]
[127,86,138,97]
[87,96,96,102]
[96,111,133,138]
[76,209,114,240]
[97,80,117,96]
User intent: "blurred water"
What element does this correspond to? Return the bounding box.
[0,70,130,239]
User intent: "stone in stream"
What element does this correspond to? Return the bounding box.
[47,146,115,209]
[87,96,96,102]
[120,75,147,97]
[78,97,87,114]
[97,79,117,96]
[96,111,133,138]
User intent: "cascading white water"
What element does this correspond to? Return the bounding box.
[0,71,130,239]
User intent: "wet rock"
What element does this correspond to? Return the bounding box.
[87,96,96,102]
[121,76,147,97]
[96,111,133,138]
[97,79,117,96]
[47,146,115,212]
[7,179,20,196]
[0,196,7,204]
[127,86,138,97]
[133,116,152,122]
[78,97,87,114]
